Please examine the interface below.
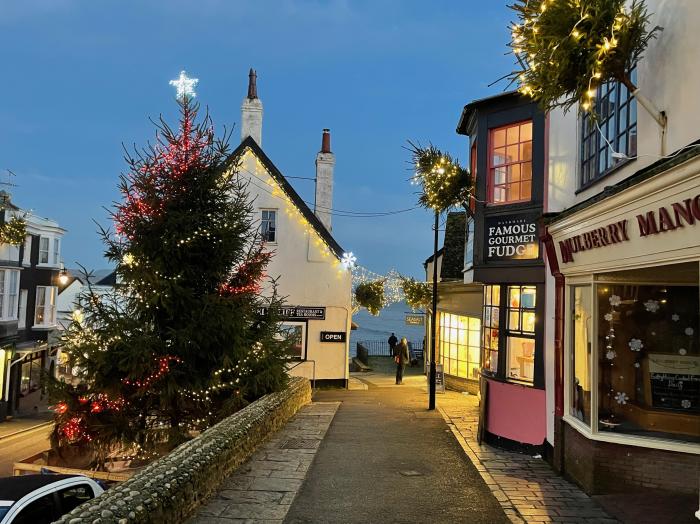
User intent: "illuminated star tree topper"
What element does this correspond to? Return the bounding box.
[169,70,199,100]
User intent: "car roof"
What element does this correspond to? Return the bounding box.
[0,475,86,502]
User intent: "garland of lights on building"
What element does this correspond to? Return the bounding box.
[0,216,27,245]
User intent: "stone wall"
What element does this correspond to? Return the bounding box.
[55,377,311,524]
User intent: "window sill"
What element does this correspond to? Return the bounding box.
[35,263,60,269]
[563,414,700,455]
[481,371,541,389]
[576,157,635,195]
[31,324,57,331]
[0,318,18,324]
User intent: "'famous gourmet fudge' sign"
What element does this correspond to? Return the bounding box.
[485,214,540,261]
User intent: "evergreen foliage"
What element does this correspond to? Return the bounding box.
[0,216,27,245]
[508,0,660,112]
[47,98,291,467]
[400,276,432,311]
[354,280,385,316]
[408,142,471,212]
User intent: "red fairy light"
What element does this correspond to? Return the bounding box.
[55,402,68,414]
[122,355,182,388]
[78,396,89,404]
[90,401,102,413]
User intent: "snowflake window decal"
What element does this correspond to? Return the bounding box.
[605,350,617,360]
[604,312,613,322]
[614,391,629,405]
[685,327,694,336]
[678,348,687,356]
[628,338,643,352]
[643,299,660,313]
[609,295,622,307]
[671,314,680,322]
[681,399,692,409]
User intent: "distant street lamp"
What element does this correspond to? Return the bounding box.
[58,263,69,286]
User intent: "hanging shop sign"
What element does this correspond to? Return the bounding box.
[320,331,347,343]
[257,306,326,320]
[485,214,539,261]
[559,193,700,263]
[405,314,425,326]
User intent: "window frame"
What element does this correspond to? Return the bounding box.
[437,311,481,381]
[260,209,277,244]
[53,238,61,266]
[487,120,534,206]
[563,269,700,454]
[504,285,537,384]
[34,285,57,327]
[0,269,20,321]
[38,237,50,265]
[18,289,28,329]
[579,67,638,188]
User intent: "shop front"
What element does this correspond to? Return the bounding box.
[457,92,549,449]
[546,158,700,494]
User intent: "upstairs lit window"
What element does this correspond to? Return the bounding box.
[488,121,533,204]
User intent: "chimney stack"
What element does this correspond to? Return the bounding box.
[315,129,335,231]
[241,68,263,145]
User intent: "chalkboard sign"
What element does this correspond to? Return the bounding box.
[648,354,700,413]
[650,373,700,412]
[435,364,445,394]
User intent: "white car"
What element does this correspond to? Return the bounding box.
[0,474,104,524]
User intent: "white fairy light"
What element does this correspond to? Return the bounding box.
[169,70,199,100]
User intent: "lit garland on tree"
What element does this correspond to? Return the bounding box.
[408,142,471,212]
[508,0,660,113]
[400,276,432,311]
[0,216,27,245]
[47,73,292,466]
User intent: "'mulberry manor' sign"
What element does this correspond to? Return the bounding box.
[559,193,700,263]
[485,214,539,261]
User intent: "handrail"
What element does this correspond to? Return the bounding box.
[286,359,316,390]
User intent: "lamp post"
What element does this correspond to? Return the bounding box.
[428,209,439,410]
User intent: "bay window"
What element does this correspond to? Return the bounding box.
[482,285,501,374]
[488,121,533,204]
[567,263,699,445]
[53,238,61,265]
[34,286,57,326]
[0,269,20,320]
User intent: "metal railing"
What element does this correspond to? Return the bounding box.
[356,340,424,358]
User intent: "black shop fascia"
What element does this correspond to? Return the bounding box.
[458,92,546,389]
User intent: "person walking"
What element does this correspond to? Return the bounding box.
[387,333,398,357]
[394,337,410,385]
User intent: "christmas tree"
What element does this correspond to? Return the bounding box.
[48,76,290,467]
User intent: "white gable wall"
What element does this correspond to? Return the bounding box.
[237,149,352,384]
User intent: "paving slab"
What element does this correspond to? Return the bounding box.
[189,402,339,524]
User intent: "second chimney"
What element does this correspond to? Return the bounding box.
[314,129,335,231]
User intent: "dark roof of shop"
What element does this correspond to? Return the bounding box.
[228,137,344,259]
[440,211,467,280]
[0,474,80,502]
[456,90,520,135]
[423,247,444,266]
[546,137,700,225]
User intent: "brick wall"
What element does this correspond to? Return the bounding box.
[55,377,311,524]
[445,375,480,395]
[563,421,699,495]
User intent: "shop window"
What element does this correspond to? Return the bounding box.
[505,285,536,383]
[580,67,637,186]
[567,263,699,445]
[488,121,533,205]
[482,285,501,374]
[571,286,592,426]
[438,312,481,380]
[281,322,305,360]
[261,209,277,243]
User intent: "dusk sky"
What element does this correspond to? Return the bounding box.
[0,0,514,278]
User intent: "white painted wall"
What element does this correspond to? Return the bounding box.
[237,149,352,383]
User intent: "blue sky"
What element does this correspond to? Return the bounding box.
[0,0,514,278]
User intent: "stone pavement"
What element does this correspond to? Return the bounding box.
[189,401,340,523]
[285,374,509,524]
[438,391,618,524]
